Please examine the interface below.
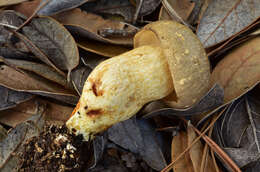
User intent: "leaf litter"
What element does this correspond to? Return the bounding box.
[0,0,259,172]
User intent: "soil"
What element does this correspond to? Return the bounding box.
[17,123,155,172]
[18,124,90,172]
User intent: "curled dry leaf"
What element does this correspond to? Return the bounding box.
[143,84,224,118]
[0,64,78,104]
[53,8,136,46]
[0,85,33,111]
[197,0,260,47]
[1,58,72,89]
[21,16,79,79]
[38,0,89,16]
[77,38,130,57]
[171,123,216,172]
[0,97,73,127]
[211,36,260,103]
[81,0,135,22]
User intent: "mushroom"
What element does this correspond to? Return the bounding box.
[66,21,210,140]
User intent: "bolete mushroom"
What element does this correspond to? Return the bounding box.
[66,21,210,140]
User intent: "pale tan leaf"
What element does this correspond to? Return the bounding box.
[187,123,216,172]
[0,97,73,127]
[77,38,130,57]
[171,131,194,172]
[52,8,136,46]
[210,37,260,102]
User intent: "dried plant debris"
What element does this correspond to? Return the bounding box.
[197,0,260,47]
[213,94,260,171]
[107,118,168,171]
[143,84,224,118]
[0,105,45,172]
[0,85,33,111]
[0,1,259,172]
[38,0,89,16]
[18,124,90,172]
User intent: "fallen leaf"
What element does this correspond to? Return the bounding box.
[10,0,41,17]
[77,38,130,57]
[38,0,89,16]
[13,31,66,77]
[213,94,260,171]
[0,85,33,111]
[0,125,7,142]
[0,46,33,60]
[0,104,45,171]
[136,0,162,17]
[0,0,28,7]
[81,0,135,22]
[0,10,66,76]
[187,123,216,172]
[53,8,136,45]
[197,0,260,47]
[107,118,167,171]
[159,0,195,22]
[21,16,80,79]
[210,37,260,102]
[79,49,107,69]
[1,58,72,89]
[0,64,78,104]
[144,84,224,118]
[71,65,92,95]
[0,97,73,127]
[90,136,106,169]
[171,130,194,172]
[171,123,216,172]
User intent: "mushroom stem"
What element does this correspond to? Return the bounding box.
[66,45,174,140]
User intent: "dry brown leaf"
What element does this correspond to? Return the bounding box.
[159,0,195,21]
[171,124,217,172]
[52,8,135,46]
[187,123,216,172]
[1,58,72,89]
[197,0,260,47]
[0,0,28,7]
[77,38,130,57]
[210,36,260,102]
[0,97,73,127]
[172,131,194,172]
[0,65,78,104]
[10,0,40,17]
[22,16,80,79]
